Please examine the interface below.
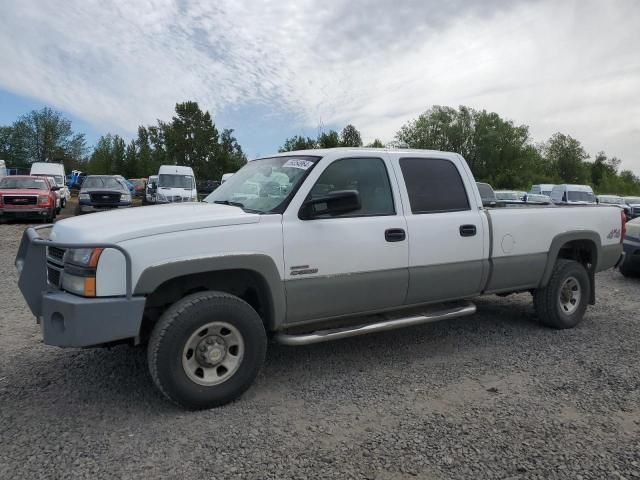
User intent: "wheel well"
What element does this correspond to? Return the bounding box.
[557,239,597,272]
[140,269,274,341]
[556,239,597,304]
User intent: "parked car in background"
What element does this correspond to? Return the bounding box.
[16,148,625,409]
[221,173,234,184]
[624,197,640,219]
[75,175,132,215]
[30,162,70,208]
[550,184,595,204]
[43,175,63,214]
[597,195,631,220]
[67,170,86,192]
[515,191,527,201]
[495,190,521,202]
[197,180,221,196]
[114,175,136,196]
[619,217,640,277]
[0,175,58,222]
[530,184,555,197]
[144,175,159,205]
[129,178,147,197]
[150,165,197,203]
[476,182,497,207]
[524,193,552,204]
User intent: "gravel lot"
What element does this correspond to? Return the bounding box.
[1,218,639,479]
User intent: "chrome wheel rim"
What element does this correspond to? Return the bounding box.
[559,276,581,315]
[182,322,244,386]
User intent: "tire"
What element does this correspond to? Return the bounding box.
[534,259,590,329]
[74,203,82,216]
[619,258,640,278]
[147,291,267,410]
[61,198,66,209]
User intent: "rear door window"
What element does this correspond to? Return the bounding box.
[399,158,470,214]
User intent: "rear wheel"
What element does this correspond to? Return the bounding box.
[147,291,267,410]
[534,259,590,329]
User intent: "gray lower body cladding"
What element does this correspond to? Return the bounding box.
[40,292,146,347]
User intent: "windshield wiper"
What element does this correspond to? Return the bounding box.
[213,200,262,214]
[214,200,246,208]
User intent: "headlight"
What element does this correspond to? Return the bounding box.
[62,248,103,297]
[120,193,131,202]
[64,248,103,267]
[38,195,49,205]
[79,193,90,200]
[62,273,96,297]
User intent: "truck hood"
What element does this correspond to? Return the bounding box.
[0,188,48,195]
[50,202,261,243]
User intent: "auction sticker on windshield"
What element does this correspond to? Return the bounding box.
[283,159,314,170]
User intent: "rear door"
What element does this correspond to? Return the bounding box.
[282,152,409,324]
[391,154,487,304]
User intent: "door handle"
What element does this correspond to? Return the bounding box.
[385,228,406,242]
[459,224,477,237]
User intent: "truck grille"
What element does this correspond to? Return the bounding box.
[90,193,120,205]
[2,195,37,205]
[47,265,62,288]
[47,246,66,264]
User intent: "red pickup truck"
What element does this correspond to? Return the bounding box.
[0,175,59,222]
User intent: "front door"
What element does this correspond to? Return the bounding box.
[282,154,409,325]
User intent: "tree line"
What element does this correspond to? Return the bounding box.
[1,102,639,194]
[280,105,640,195]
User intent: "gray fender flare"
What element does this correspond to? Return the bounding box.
[134,254,285,330]
[539,231,600,302]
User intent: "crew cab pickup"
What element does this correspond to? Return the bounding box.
[15,148,625,409]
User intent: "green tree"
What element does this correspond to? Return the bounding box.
[13,107,87,169]
[542,133,589,184]
[216,128,247,177]
[162,101,219,175]
[340,124,363,147]
[317,130,341,148]
[279,135,317,152]
[124,141,138,178]
[366,138,385,148]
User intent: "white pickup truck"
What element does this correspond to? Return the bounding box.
[16,148,625,409]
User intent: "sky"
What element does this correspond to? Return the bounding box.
[0,0,639,170]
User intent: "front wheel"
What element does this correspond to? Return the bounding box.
[147,291,267,410]
[533,259,590,329]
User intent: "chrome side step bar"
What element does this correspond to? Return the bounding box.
[274,301,476,346]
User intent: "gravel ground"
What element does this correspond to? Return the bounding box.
[1,219,639,479]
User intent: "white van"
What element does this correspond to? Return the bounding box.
[30,162,70,208]
[153,165,197,203]
[550,184,595,204]
[530,184,555,197]
[0,160,7,177]
[221,173,234,184]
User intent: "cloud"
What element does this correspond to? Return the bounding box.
[0,0,638,169]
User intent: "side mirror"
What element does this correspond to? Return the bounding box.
[150,182,157,190]
[299,190,361,220]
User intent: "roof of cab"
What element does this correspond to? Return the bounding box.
[254,147,462,161]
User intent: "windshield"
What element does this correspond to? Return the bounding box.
[476,183,495,201]
[0,177,48,189]
[495,191,519,201]
[159,174,194,189]
[204,156,319,213]
[567,191,595,202]
[82,176,126,190]
[599,196,623,204]
[625,197,640,205]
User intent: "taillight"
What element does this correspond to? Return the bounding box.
[621,210,626,243]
